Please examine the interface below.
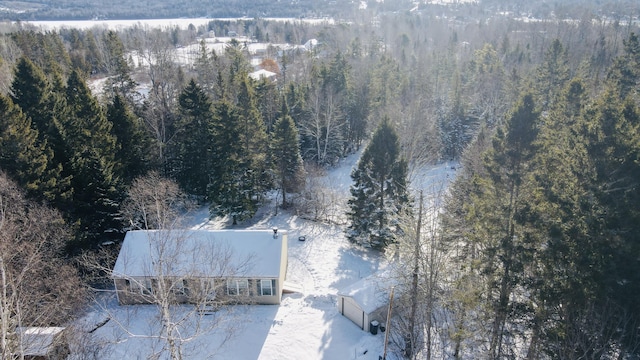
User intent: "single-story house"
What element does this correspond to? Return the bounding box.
[18,327,69,360]
[337,272,394,332]
[113,229,288,305]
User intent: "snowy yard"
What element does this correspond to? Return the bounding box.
[77,151,456,359]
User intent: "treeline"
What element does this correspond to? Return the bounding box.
[433,34,640,358]
[1,0,638,22]
[0,9,638,250]
[0,0,360,21]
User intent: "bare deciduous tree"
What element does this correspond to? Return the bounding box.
[120,170,192,230]
[85,172,254,360]
[0,171,86,359]
[387,183,449,359]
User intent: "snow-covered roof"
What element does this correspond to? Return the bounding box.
[113,229,286,279]
[337,270,396,314]
[18,327,66,356]
[304,38,318,51]
[249,69,277,80]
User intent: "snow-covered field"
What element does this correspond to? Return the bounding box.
[77,151,457,360]
[23,18,335,31]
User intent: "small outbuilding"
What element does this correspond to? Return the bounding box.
[337,272,394,333]
[18,327,69,360]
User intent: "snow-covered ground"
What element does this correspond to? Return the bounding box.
[77,151,457,360]
[24,18,335,31]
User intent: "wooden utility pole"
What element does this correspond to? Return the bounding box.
[382,286,395,360]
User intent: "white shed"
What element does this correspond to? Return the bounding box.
[337,272,394,332]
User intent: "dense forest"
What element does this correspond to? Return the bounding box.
[0,0,639,21]
[1,1,640,357]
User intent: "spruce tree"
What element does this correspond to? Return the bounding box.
[107,94,150,184]
[475,93,539,359]
[173,79,215,197]
[9,57,72,206]
[208,101,250,225]
[236,75,271,205]
[347,118,409,249]
[64,70,123,247]
[606,32,640,99]
[272,103,305,208]
[10,57,54,143]
[534,39,570,109]
[581,88,640,355]
[0,95,50,199]
[103,30,138,100]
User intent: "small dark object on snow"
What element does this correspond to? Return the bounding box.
[370,320,379,335]
[380,323,386,332]
[298,236,306,241]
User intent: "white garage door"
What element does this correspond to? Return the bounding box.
[341,296,364,330]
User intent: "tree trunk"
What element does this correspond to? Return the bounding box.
[407,192,423,359]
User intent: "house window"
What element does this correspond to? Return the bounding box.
[259,279,275,296]
[141,279,153,295]
[227,279,248,296]
[173,279,189,296]
[201,279,216,301]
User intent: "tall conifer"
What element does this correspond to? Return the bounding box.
[347,118,409,249]
[173,79,214,197]
[272,103,305,208]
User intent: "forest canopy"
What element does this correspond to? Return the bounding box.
[0,3,639,357]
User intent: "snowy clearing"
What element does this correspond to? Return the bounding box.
[77,152,456,359]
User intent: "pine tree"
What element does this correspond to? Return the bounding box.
[347,118,409,249]
[272,103,305,208]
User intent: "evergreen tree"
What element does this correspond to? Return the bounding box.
[581,87,640,356]
[347,118,409,249]
[173,79,215,197]
[528,78,610,357]
[194,39,217,97]
[236,75,271,205]
[477,93,539,359]
[63,70,123,247]
[208,101,251,225]
[606,32,640,99]
[0,95,52,199]
[534,39,570,109]
[103,30,138,100]
[272,103,305,208]
[107,93,150,183]
[9,57,72,206]
[10,57,53,142]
